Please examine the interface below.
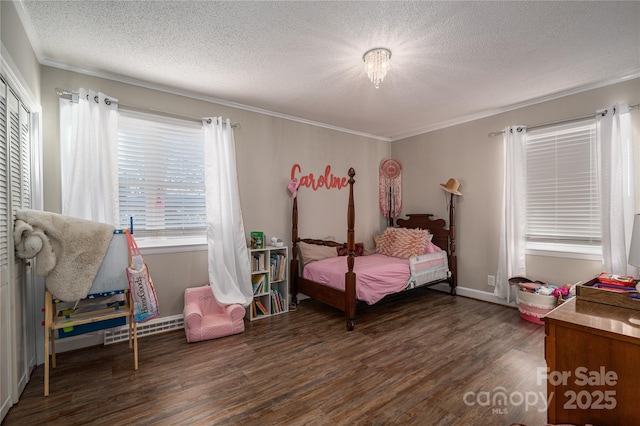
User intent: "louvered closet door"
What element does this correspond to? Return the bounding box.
[0,78,12,420]
[9,88,34,400]
[0,76,35,420]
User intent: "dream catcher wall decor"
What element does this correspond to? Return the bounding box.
[379,158,402,226]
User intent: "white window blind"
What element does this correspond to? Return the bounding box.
[117,110,206,237]
[525,119,600,246]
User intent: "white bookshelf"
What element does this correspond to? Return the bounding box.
[248,246,288,320]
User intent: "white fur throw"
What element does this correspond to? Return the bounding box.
[14,219,57,276]
[15,209,115,302]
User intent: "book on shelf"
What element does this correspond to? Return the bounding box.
[251,274,267,295]
[270,289,286,313]
[255,299,269,316]
[269,252,287,282]
[278,253,286,280]
[252,252,267,272]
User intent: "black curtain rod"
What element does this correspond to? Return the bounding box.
[488,103,639,137]
[55,88,240,128]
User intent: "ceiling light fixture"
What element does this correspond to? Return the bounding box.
[363,48,391,89]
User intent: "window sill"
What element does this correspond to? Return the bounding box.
[526,242,602,261]
[136,236,208,255]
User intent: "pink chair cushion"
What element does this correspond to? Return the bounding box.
[183,285,245,343]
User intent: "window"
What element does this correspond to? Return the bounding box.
[117,110,206,238]
[525,119,600,257]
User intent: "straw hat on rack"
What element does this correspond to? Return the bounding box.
[440,178,462,196]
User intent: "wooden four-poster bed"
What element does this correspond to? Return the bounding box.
[290,168,458,331]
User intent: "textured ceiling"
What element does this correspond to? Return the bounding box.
[17,1,640,140]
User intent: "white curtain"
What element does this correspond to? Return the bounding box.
[203,117,252,306]
[60,89,119,225]
[597,103,635,276]
[495,126,527,301]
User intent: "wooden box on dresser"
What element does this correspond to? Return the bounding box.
[544,297,640,424]
[248,246,288,320]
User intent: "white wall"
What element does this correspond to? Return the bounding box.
[392,78,640,295]
[40,66,391,316]
[0,1,40,104]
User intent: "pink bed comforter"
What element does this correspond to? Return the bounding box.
[302,254,413,304]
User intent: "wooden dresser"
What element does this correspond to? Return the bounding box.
[544,298,640,424]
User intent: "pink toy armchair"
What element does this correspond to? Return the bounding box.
[183,285,245,343]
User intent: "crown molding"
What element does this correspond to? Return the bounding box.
[391,72,640,141]
[39,57,640,144]
[41,58,392,143]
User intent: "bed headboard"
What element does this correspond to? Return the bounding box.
[395,193,457,291]
[395,214,449,253]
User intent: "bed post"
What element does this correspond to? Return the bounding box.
[291,195,299,305]
[345,168,356,331]
[448,192,458,295]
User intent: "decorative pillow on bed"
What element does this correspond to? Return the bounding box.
[376,227,430,258]
[375,228,396,256]
[297,241,338,266]
[424,240,442,254]
[336,243,365,257]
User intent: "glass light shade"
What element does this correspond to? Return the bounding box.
[629,214,640,267]
[363,48,391,88]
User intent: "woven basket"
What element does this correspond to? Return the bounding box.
[509,276,547,292]
[517,289,557,325]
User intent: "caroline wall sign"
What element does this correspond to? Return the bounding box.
[290,163,349,191]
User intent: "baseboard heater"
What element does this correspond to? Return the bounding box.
[104,314,184,345]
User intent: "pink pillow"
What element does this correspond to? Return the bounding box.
[424,240,442,254]
[376,228,397,256]
[377,228,429,258]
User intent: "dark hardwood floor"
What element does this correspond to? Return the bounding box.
[4,289,547,425]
